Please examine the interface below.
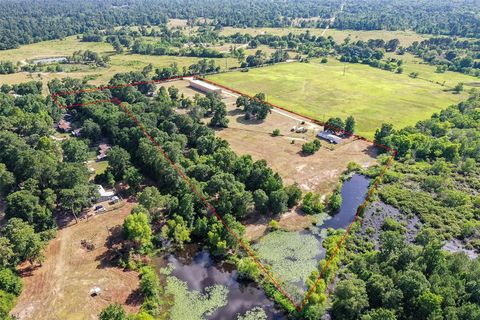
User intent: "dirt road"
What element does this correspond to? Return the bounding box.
[11,201,140,320]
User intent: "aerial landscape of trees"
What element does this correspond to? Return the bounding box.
[1,0,480,319]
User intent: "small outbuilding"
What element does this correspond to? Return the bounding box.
[97,185,115,202]
[71,128,82,137]
[317,130,342,144]
[58,119,72,132]
[189,79,222,95]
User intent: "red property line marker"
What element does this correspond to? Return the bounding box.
[50,77,397,313]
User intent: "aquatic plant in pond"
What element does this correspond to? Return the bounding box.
[254,231,322,290]
[237,306,268,320]
[164,269,229,320]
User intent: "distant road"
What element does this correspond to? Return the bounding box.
[321,0,345,36]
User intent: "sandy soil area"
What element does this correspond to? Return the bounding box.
[11,200,140,320]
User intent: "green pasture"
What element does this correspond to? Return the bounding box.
[208,59,468,138]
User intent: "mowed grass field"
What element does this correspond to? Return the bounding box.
[208,60,468,138]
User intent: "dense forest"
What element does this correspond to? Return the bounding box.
[0,82,99,317]
[334,0,480,37]
[1,0,480,50]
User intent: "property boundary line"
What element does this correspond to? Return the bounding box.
[50,75,397,313]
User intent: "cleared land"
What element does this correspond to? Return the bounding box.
[323,28,428,46]
[207,60,468,138]
[0,36,240,90]
[11,200,140,320]
[385,52,480,88]
[0,36,113,63]
[164,79,377,196]
[220,27,428,47]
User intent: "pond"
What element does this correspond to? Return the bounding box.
[153,174,370,319]
[154,245,286,320]
[320,173,371,230]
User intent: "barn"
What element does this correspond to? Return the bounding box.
[189,79,222,94]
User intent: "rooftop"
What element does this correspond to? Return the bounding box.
[189,79,222,91]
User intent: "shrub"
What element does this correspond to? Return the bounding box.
[302,139,321,155]
[99,304,127,320]
[329,192,342,213]
[0,268,22,295]
[302,192,324,215]
[272,129,281,136]
[284,184,302,208]
[269,220,279,231]
[0,290,15,320]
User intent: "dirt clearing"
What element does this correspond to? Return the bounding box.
[11,200,140,320]
[163,79,377,196]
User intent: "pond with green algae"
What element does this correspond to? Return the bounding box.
[154,245,286,320]
[253,174,371,301]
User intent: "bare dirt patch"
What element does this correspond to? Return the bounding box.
[164,79,377,197]
[244,207,315,241]
[11,200,140,320]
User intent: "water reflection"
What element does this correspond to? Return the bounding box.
[154,174,370,319]
[320,174,370,230]
[155,246,286,320]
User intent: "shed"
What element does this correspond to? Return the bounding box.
[189,79,222,94]
[71,128,82,137]
[97,185,115,202]
[317,130,342,144]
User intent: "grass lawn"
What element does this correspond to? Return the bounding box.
[90,161,109,176]
[207,60,468,138]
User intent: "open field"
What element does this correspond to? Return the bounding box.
[220,27,428,47]
[0,54,239,92]
[324,28,428,46]
[166,79,377,196]
[0,36,113,63]
[11,200,140,320]
[207,60,468,138]
[0,35,240,90]
[385,52,480,88]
